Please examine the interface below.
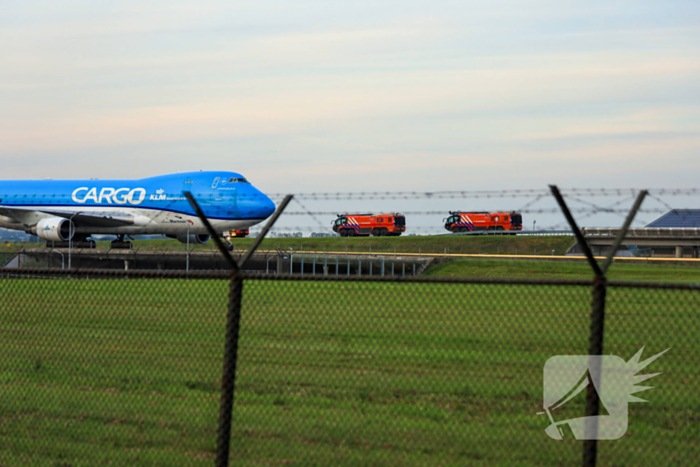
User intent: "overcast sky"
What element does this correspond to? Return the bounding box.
[2,1,699,205]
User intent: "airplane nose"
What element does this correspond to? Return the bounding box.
[238,188,276,220]
[262,196,276,218]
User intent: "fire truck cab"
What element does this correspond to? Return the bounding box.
[226,229,249,239]
[332,213,406,237]
[444,211,522,233]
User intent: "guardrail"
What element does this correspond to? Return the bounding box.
[583,227,700,237]
[1,250,19,268]
[446,229,573,236]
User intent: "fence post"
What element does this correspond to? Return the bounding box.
[549,185,646,467]
[216,273,244,467]
[583,275,606,463]
[184,192,292,467]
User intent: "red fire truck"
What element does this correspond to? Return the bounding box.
[444,211,523,233]
[332,213,406,237]
[226,229,249,238]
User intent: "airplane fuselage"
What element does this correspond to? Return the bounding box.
[0,171,275,239]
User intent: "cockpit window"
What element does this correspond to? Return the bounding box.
[228,177,249,183]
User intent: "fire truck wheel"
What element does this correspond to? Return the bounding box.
[372,228,380,237]
[340,229,348,237]
[381,228,388,236]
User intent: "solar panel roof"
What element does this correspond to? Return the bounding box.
[646,209,700,228]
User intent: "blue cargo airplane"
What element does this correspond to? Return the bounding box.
[0,171,276,246]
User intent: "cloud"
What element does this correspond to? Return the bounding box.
[0,0,698,199]
[2,46,698,151]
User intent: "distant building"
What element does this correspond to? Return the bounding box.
[646,209,700,228]
[0,228,38,242]
[573,209,700,258]
[269,232,304,238]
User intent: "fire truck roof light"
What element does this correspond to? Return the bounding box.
[449,211,520,215]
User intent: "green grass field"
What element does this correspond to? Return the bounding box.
[0,277,697,466]
[424,258,700,282]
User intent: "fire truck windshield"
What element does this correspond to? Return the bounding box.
[395,216,405,226]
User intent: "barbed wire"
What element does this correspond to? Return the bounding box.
[278,208,675,216]
[547,195,638,229]
[258,226,575,234]
[268,188,700,201]
[291,197,329,232]
[266,188,697,233]
[260,225,653,234]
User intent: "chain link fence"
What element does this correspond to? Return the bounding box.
[1,269,697,466]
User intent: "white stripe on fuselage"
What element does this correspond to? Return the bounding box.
[0,205,263,235]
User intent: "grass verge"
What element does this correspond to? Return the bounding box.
[423,258,700,282]
[0,277,697,466]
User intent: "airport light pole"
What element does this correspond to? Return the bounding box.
[266,255,276,274]
[68,212,81,270]
[51,249,64,270]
